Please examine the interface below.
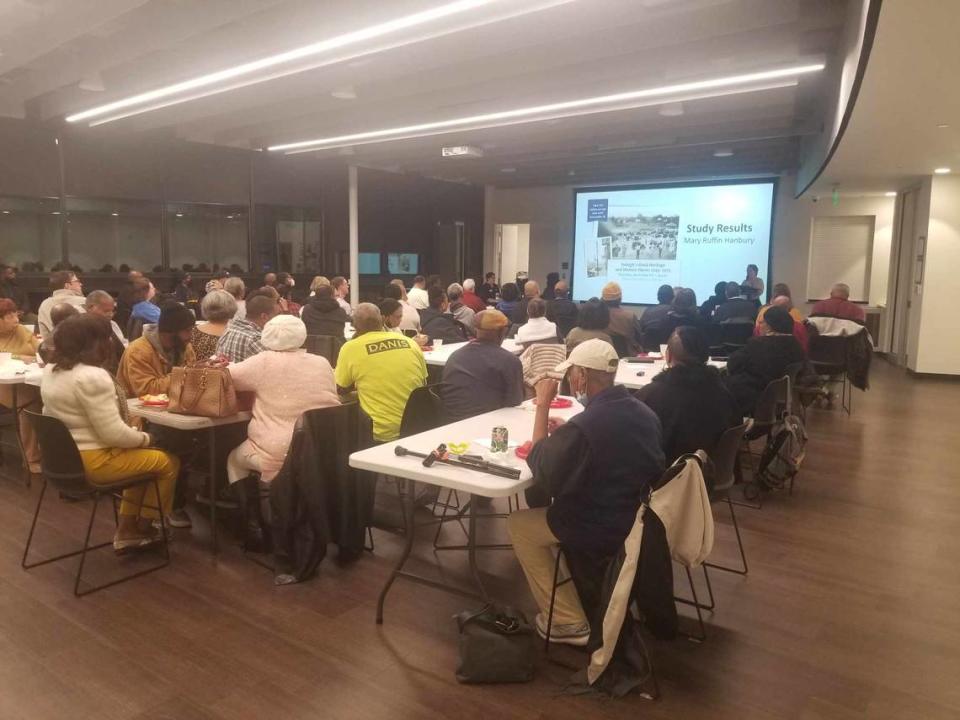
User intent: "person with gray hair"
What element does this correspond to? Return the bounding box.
[334,301,427,441]
[223,277,247,320]
[811,281,866,323]
[192,290,237,359]
[447,282,476,335]
[85,289,127,347]
[461,278,486,313]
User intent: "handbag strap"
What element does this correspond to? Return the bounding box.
[178,366,210,413]
[456,604,526,634]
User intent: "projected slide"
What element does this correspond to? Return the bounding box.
[572,180,775,304]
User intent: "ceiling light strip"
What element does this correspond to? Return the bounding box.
[67,0,575,125]
[271,64,823,152]
[280,79,800,155]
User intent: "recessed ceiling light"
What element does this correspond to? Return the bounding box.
[500,167,517,173]
[567,170,576,176]
[111,212,119,216]
[51,211,61,215]
[935,167,951,174]
[885,191,897,197]
[1,210,10,214]
[175,213,183,217]
[658,101,684,117]
[713,148,734,157]
[331,86,357,100]
[937,123,949,129]
[270,63,825,153]
[66,0,573,125]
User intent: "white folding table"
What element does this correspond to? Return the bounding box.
[614,358,727,390]
[126,399,252,553]
[422,338,523,367]
[349,398,582,622]
[0,361,43,481]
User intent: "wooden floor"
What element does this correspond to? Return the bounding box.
[1,358,959,719]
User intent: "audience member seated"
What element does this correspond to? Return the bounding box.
[38,303,81,365]
[407,275,429,310]
[511,281,541,325]
[565,298,612,352]
[495,282,521,319]
[699,281,728,320]
[115,270,143,333]
[419,287,467,344]
[0,298,41,472]
[508,340,664,645]
[276,273,301,316]
[601,281,642,355]
[41,315,179,551]
[441,309,524,422]
[479,272,501,304]
[460,278,486,313]
[635,326,739,468]
[223,277,247,320]
[446,283,476,336]
[216,294,279,363]
[301,285,348,338]
[380,298,428,347]
[724,305,805,416]
[638,284,675,345]
[542,271,560,301]
[171,271,198,304]
[330,276,353,317]
[665,288,703,333]
[545,280,579,338]
[117,302,198,527]
[308,275,330,297]
[84,291,125,372]
[755,295,809,352]
[205,270,229,294]
[714,281,758,323]
[263,272,277,288]
[334,303,427,442]
[226,315,339,486]
[37,270,86,340]
[384,280,420,333]
[516,297,559,345]
[0,264,30,315]
[191,290,235,359]
[129,277,162,326]
[756,283,804,326]
[810,282,866,324]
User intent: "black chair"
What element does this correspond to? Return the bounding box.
[719,319,754,352]
[741,376,791,503]
[609,332,630,358]
[126,315,144,342]
[302,334,342,366]
[808,334,853,414]
[22,411,169,596]
[704,422,751,577]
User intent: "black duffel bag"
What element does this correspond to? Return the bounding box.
[455,604,536,684]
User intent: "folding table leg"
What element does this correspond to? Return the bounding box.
[376,478,417,624]
[208,427,218,554]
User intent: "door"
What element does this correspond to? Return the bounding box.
[495,223,530,285]
[434,221,465,282]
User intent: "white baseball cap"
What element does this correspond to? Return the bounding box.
[555,338,619,374]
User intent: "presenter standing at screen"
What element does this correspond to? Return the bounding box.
[742,264,765,302]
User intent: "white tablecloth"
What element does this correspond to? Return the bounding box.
[0,361,42,387]
[126,398,252,430]
[614,358,727,390]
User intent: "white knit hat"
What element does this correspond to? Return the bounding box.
[261,314,307,352]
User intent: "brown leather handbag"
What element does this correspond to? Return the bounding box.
[168,365,238,418]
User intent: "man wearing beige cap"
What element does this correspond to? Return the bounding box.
[441,309,523,423]
[507,339,664,646]
[601,281,642,356]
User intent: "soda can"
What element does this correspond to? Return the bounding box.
[491,426,509,453]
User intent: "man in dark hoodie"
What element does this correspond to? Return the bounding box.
[635,325,739,467]
[419,286,467,344]
[301,284,348,338]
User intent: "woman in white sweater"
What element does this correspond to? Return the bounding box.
[41,315,180,553]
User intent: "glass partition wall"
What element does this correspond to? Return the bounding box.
[0,195,322,275]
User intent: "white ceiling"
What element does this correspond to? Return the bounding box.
[0,0,851,188]
[809,0,960,196]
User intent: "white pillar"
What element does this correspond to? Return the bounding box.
[348,165,360,307]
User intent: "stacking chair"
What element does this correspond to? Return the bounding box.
[22,411,169,596]
[302,334,342,366]
[808,334,853,414]
[704,422,751,577]
[741,376,792,502]
[719,319,755,353]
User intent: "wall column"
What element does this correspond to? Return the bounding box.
[348,165,359,306]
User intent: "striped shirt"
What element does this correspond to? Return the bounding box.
[216,318,264,363]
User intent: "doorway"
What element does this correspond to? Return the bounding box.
[495,223,530,286]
